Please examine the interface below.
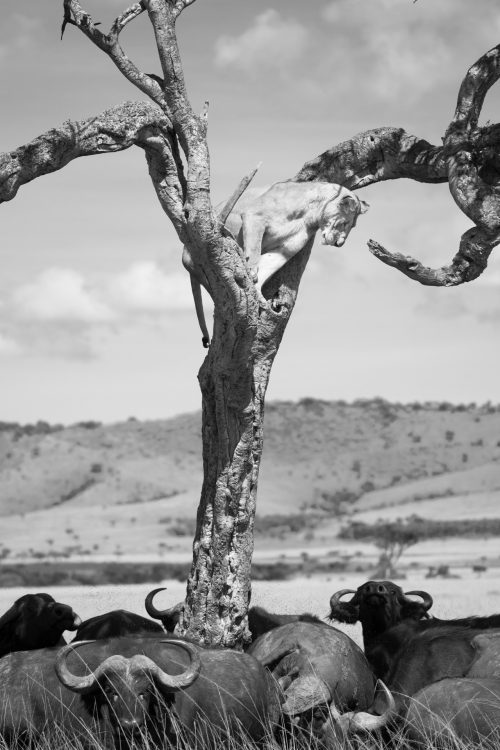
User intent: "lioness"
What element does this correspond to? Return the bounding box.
[183,180,369,347]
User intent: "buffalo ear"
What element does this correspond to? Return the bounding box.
[0,604,21,646]
[400,600,429,621]
[328,604,360,625]
[359,199,370,214]
[329,604,359,625]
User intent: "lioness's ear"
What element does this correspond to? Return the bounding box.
[359,199,370,214]
[339,194,358,213]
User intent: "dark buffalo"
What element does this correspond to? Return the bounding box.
[0,636,199,744]
[57,636,281,744]
[0,637,201,745]
[404,677,500,747]
[144,588,183,633]
[0,593,81,658]
[365,625,500,733]
[73,609,164,641]
[248,605,323,641]
[329,579,500,681]
[247,620,393,738]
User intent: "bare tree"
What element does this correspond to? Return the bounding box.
[1,1,499,648]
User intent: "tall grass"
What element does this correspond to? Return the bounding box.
[3,707,500,750]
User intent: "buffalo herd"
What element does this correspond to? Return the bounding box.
[1,580,500,747]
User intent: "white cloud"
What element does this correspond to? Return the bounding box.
[319,0,500,104]
[0,333,21,357]
[2,263,196,360]
[11,268,115,323]
[214,9,309,72]
[108,262,193,312]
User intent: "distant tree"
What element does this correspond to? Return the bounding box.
[341,520,421,578]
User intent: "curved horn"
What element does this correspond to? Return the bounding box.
[329,589,357,610]
[145,588,169,619]
[337,680,395,733]
[145,589,183,627]
[55,640,102,694]
[404,590,433,611]
[130,641,201,691]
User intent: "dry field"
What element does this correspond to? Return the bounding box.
[2,570,500,649]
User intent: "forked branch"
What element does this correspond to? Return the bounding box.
[62,0,167,108]
[0,101,185,232]
[296,44,500,288]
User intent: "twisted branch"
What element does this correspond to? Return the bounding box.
[307,44,500,288]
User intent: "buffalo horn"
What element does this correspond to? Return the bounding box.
[56,640,201,694]
[145,588,183,623]
[404,590,433,611]
[56,640,124,694]
[329,589,357,610]
[336,680,395,733]
[143,640,201,689]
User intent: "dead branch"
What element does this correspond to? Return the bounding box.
[368,226,498,286]
[109,2,146,44]
[171,0,198,19]
[0,101,182,216]
[294,127,447,188]
[218,162,262,227]
[297,44,500,288]
[62,0,166,108]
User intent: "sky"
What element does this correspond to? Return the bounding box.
[1,0,500,425]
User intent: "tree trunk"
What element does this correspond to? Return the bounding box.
[178,241,313,648]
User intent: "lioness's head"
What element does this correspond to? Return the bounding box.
[320,192,369,247]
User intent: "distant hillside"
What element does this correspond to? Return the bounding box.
[0,398,499,561]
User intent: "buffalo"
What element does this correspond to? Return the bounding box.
[404,677,500,747]
[146,588,324,644]
[329,579,500,681]
[0,637,200,745]
[73,609,164,641]
[0,592,81,658]
[56,636,282,745]
[356,625,500,745]
[248,605,323,641]
[144,588,182,633]
[247,620,393,740]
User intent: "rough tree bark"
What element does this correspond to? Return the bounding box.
[0,1,499,648]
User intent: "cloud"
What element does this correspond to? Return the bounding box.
[2,263,195,360]
[11,268,115,323]
[214,9,309,72]
[0,333,21,357]
[319,0,500,105]
[108,262,192,312]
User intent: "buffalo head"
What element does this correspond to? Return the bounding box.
[0,593,81,657]
[328,580,433,632]
[55,638,201,740]
[144,588,183,633]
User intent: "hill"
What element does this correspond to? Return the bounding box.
[0,398,499,564]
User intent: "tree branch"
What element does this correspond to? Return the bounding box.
[444,44,500,232]
[218,162,261,226]
[296,43,500,288]
[294,127,447,188]
[368,226,498,286]
[62,0,167,109]
[0,101,176,200]
[171,0,198,19]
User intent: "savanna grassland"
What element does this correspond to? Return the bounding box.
[0,398,499,585]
